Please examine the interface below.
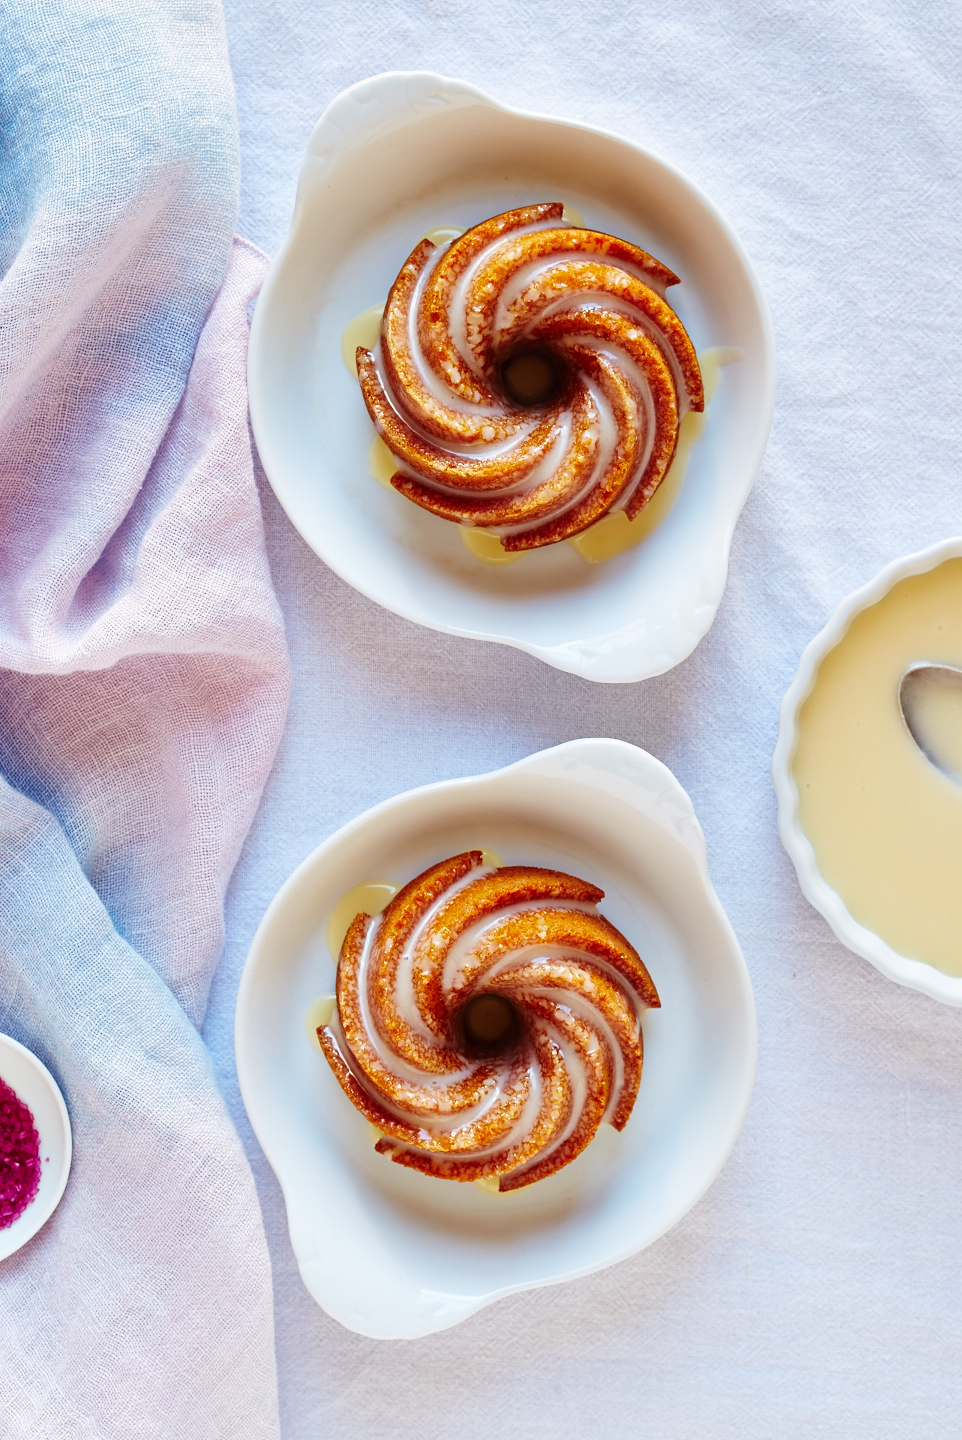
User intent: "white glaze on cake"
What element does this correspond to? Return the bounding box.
[316,851,660,1190]
[354,205,704,551]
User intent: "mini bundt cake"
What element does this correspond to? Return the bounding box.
[355,204,703,550]
[316,850,660,1191]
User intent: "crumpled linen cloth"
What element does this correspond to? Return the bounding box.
[0,2,287,1437]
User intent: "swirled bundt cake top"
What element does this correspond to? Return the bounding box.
[355,204,703,552]
[316,850,660,1192]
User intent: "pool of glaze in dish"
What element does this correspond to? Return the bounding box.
[793,557,962,976]
[248,71,775,683]
[235,740,756,1337]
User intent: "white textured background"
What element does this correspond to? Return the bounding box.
[205,2,962,1433]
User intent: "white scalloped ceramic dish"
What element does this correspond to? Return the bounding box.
[773,537,962,1005]
[248,71,775,683]
[0,1033,72,1260]
[235,738,756,1338]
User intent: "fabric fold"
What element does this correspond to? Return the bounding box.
[0,2,289,1434]
[0,780,280,1439]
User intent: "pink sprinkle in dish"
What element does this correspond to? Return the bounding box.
[0,1075,41,1228]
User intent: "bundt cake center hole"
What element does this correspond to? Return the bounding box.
[500,349,558,407]
[460,993,519,1053]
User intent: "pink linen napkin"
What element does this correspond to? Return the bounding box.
[0,2,289,1435]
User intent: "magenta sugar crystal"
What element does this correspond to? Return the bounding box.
[0,1075,41,1228]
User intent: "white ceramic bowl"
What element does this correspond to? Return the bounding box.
[248,71,776,683]
[773,537,962,1005]
[0,1033,72,1260]
[235,738,756,1337]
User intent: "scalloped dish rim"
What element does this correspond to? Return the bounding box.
[772,536,962,1006]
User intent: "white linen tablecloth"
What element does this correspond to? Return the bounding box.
[210,2,962,1433]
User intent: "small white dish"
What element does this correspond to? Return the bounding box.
[0,1033,72,1260]
[773,536,962,1005]
[235,738,756,1338]
[248,71,776,683]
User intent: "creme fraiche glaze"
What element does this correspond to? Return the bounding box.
[347,203,706,555]
[342,273,738,565]
[312,849,658,1193]
[793,557,962,976]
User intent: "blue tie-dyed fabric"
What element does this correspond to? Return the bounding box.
[0,3,286,1435]
[0,0,239,429]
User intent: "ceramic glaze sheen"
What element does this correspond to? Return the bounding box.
[793,558,962,975]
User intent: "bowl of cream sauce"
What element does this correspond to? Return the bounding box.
[774,537,962,1003]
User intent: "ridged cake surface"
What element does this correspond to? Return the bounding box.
[317,851,660,1191]
[356,204,703,550]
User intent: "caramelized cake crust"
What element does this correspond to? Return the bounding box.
[317,851,660,1191]
[356,205,703,550]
